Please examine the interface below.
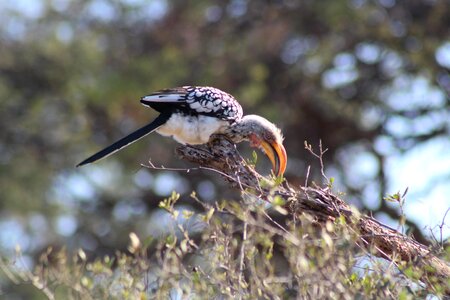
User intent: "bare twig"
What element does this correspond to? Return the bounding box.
[141,160,199,172]
[304,165,311,188]
[439,208,450,246]
[304,140,329,182]
[238,220,248,287]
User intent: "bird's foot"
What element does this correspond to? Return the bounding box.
[209,133,234,145]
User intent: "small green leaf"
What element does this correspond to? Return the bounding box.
[329,177,334,186]
[271,195,285,206]
[182,210,194,219]
[252,150,258,164]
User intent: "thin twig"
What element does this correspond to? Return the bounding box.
[438,207,449,246]
[304,165,311,188]
[238,221,248,286]
[304,140,329,182]
[142,160,199,172]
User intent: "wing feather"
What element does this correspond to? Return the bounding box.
[140,86,243,121]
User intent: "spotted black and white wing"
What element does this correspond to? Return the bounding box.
[140,86,243,122]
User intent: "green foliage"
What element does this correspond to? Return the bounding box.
[158,191,180,213]
[2,200,442,299]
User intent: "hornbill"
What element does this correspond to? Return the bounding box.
[77,86,287,176]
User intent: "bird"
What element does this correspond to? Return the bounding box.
[76,86,287,176]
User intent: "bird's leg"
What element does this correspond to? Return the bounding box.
[176,134,235,159]
[176,136,263,189]
[209,133,235,145]
[178,143,211,156]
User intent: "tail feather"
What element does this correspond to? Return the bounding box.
[76,113,170,167]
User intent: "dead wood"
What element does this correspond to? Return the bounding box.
[176,137,450,295]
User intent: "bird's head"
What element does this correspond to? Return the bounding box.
[229,115,287,177]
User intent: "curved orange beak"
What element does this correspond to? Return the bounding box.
[260,140,287,177]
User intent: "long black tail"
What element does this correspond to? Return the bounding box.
[76,113,170,167]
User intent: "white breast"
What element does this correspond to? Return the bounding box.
[156,114,229,145]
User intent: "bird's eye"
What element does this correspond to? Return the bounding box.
[263,132,273,142]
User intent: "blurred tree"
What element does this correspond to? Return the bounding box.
[0,0,448,296]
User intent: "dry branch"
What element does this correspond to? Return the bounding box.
[176,137,450,295]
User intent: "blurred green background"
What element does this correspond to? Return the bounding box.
[0,0,448,294]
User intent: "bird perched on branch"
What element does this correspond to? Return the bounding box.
[77,86,287,176]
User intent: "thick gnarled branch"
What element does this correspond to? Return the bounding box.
[176,137,450,295]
